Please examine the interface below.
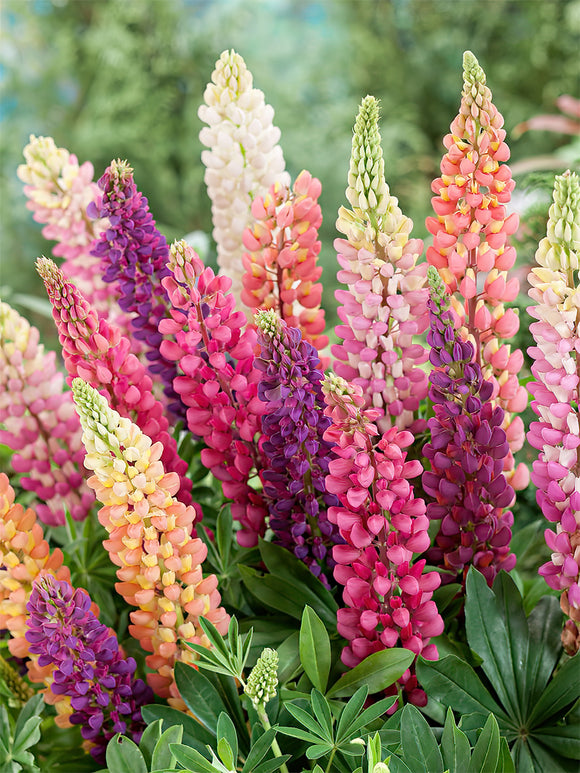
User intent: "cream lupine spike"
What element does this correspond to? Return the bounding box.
[71,378,229,709]
[333,96,428,434]
[198,49,290,311]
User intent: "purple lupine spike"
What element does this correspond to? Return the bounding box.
[88,159,185,419]
[255,310,342,586]
[26,575,152,763]
[422,267,516,587]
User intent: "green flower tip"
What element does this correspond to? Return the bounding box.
[322,371,350,396]
[254,308,280,337]
[427,266,449,309]
[110,158,133,181]
[35,255,59,283]
[463,50,485,86]
[555,169,580,208]
[244,647,278,709]
[346,93,388,217]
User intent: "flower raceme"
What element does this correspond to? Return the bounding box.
[26,575,152,763]
[322,374,443,709]
[36,257,192,507]
[526,170,580,651]
[333,96,429,435]
[422,267,516,586]
[255,310,341,585]
[71,378,229,708]
[160,239,269,547]
[426,51,528,490]
[0,302,93,525]
[241,171,329,356]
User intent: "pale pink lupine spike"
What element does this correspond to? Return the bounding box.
[426,51,528,490]
[0,301,94,525]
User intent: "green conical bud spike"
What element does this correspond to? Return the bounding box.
[255,308,281,338]
[427,266,448,306]
[463,50,486,88]
[346,95,389,221]
[244,647,279,709]
[71,378,125,458]
[551,170,580,253]
[0,653,34,706]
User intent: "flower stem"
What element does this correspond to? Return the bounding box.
[256,706,289,773]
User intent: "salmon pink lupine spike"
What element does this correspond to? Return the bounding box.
[426,51,528,490]
[17,135,119,319]
[322,373,443,711]
[199,50,290,310]
[88,160,185,419]
[0,301,94,525]
[242,171,329,357]
[333,96,429,435]
[26,575,152,763]
[255,310,341,585]
[422,266,516,587]
[35,257,192,507]
[71,379,229,709]
[526,170,580,654]
[160,240,269,547]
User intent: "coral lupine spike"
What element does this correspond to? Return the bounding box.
[26,574,152,763]
[199,50,290,310]
[88,159,185,419]
[71,379,229,708]
[241,170,329,355]
[322,374,442,710]
[333,96,429,435]
[0,301,94,525]
[255,310,341,585]
[426,51,528,490]
[526,170,580,654]
[422,266,516,586]
[36,257,192,507]
[160,239,269,547]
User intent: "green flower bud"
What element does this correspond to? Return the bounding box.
[244,647,278,709]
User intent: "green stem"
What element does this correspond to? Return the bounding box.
[324,747,337,773]
[257,706,289,773]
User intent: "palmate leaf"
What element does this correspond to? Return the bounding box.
[326,648,414,698]
[441,706,471,772]
[468,713,500,773]
[400,704,444,773]
[299,606,331,693]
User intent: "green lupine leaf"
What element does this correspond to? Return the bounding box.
[241,728,277,772]
[198,617,231,659]
[151,725,182,771]
[299,606,331,693]
[533,720,580,759]
[138,719,162,767]
[140,704,215,750]
[468,713,500,773]
[239,565,307,620]
[327,648,414,698]
[528,656,580,728]
[216,506,233,568]
[105,735,147,773]
[276,726,323,743]
[14,694,43,740]
[525,596,564,710]
[400,704,443,773]
[174,661,224,738]
[384,754,414,773]
[310,690,334,741]
[441,707,471,773]
[527,737,577,773]
[206,671,250,755]
[335,686,368,742]
[217,738,235,770]
[285,702,326,738]
[217,712,238,765]
[11,716,42,759]
[168,744,217,773]
[498,737,515,773]
[337,698,394,743]
[252,756,292,773]
[306,742,334,759]
[276,631,301,685]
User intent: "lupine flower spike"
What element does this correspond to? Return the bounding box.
[160,239,269,546]
[242,171,329,356]
[0,302,93,525]
[88,160,184,418]
[526,170,580,654]
[322,374,442,710]
[199,49,290,310]
[26,575,152,762]
[255,309,341,585]
[422,266,516,586]
[426,51,528,489]
[17,135,115,316]
[333,96,429,434]
[36,257,192,506]
[72,378,229,708]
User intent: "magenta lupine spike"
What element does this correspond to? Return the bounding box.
[26,575,153,763]
[0,301,94,525]
[87,159,185,419]
[35,258,192,507]
[426,52,528,491]
[160,240,268,546]
[422,267,516,587]
[255,310,341,585]
[526,170,580,654]
[242,171,329,357]
[322,373,443,711]
[17,135,115,315]
[332,96,429,435]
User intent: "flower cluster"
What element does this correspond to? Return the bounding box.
[26,575,152,763]
[255,310,341,584]
[422,267,516,586]
[72,378,229,708]
[426,51,527,489]
[333,96,429,434]
[88,160,183,417]
[17,135,113,314]
[198,49,290,308]
[242,171,328,354]
[322,374,442,709]
[36,257,192,507]
[160,239,268,546]
[0,302,93,525]
[526,170,580,651]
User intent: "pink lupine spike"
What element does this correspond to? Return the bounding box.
[0,301,94,525]
[35,257,192,507]
[426,51,528,490]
